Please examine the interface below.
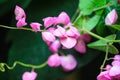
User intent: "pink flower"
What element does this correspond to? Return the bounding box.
[30,22,42,32]
[49,40,61,52]
[22,70,37,80]
[53,25,67,38]
[105,9,118,25]
[60,54,77,71]
[16,17,27,28]
[74,38,86,54]
[42,31,56,45]
[57,12,70,25]
[14,5,26,20]
[60,37,77,49]
[47,53,61,67]
[66,26,80,39]
[43,17,57,28]
[97,71,112,80]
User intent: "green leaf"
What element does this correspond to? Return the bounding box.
[87,34,119,54]
[79,0,106,15]
[107,24,120,31]
[85,15,101,31]
[108,45,119,54]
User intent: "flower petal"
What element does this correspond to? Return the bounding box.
[60,37,77,49]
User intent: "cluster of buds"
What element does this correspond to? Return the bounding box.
[47,53,77,71]
[14,5,42,31]
[97,55,120,80]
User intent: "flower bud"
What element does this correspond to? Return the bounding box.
[61,54,77,71]
[57,12,70,25]
[15,5,26,20]
[47,53,61,67]
[22,70,37,80]
[74,38,86,54]
[30,22,42,32]
[49,40,61,52]
[16,17,27,28]
[42,31,56,45]
[105,9,118,25]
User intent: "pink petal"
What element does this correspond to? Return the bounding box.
[15,5,26,20]
[49,40,61,52]
[57,12,70,25]
[109,65,120,78]
[43,17,57,28]
[48,27,56,34]
[105,65,112,71]
[105,9,118,25]
[113,55,120,61]
[66,26,80,38]
[47,53,61,67]
[112,61,120,66]
[16,17,27,28]
[82,33,91,43]
[74,38,86,54]
[97,71,112,80]
[42,31,56,44]
[22,71,37,80]
[60,37,77,49]
[53,25,67,38]
[61,54,77,71]
[30,22,42,32]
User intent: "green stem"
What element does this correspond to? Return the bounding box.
[108,40,120,43]
[84,29,107,41]
[93,2,113,12]
[100,45,109,72]
[0,61,47,72]
[0,25,44,32]
[71,8,80,22]
[73,12,83,25]
[84,29,120,43]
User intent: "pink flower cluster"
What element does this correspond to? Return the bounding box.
[15,5,42,31]
[42,11,91,53]
[47,53,77,71]
[97,55,120,80]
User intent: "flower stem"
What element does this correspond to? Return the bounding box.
[84,29,120,43]
[93,2,113,12]
[0,25,44,32]
[0,61,47,72]
[100,45,109,72]
[71,8,80,22]
[84,29,107,41]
